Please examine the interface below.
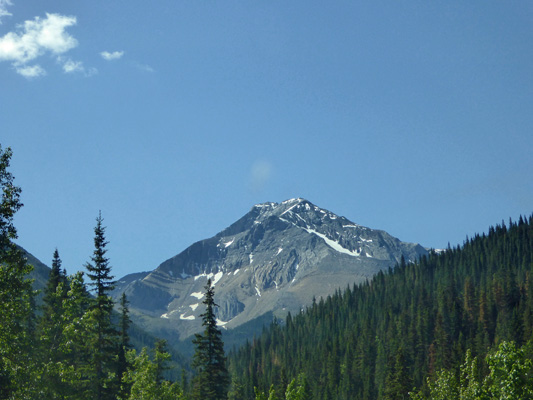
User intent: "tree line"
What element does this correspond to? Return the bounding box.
[228,214,533,399]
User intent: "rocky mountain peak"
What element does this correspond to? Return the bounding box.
[113,199,428,341]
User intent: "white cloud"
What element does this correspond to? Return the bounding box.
[100,50,124,61]
[0,12,78,77]
[0,0,12,24]
[16,64,45,78]
[58,56,97,76]
[62,58,82,73]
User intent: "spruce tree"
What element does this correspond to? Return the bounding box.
[117,292,132,398]
[384,348,413,400]
[44,249,68,301]
[192,278,230,400]
[85,212,118,400]
[36,249,70,397]
[86,211,115,299]
[40,249,69,347]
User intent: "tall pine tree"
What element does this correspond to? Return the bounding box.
[40,248,69,350]
[85,212,118,400]
[117,292,133,398]
[192,278,230,400]
[36,249,70,397]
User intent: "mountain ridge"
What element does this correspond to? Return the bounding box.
[113,198,429,342]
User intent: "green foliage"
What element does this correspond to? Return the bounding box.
[192,278,230,400]
[37,250,70,393]
[117,292,133,398]
[85,212,119,400]
[253,376,312,400]
[86,212,115,298]
[384,348,413,400]
[254,384,278,400]
[484,341,533,399]
[0,145,35,399]
[411,341,533,400]
[285,374,312,400]
[120,347,184,400]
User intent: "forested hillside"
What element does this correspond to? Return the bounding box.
[228,215,533,399]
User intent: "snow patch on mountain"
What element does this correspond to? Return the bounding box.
[305,228,362,257]
[180,313,195,320]
[213,271,223,284]
[193,270,224,285]
[161,310,178,319]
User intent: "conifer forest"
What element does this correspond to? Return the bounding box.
[1,143,533,399]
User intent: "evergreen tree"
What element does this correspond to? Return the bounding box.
[43,248,68,307]
[117,292,132,398]
[0,145,34,399]
[35,249,72,398]
[154,339,171,384]
[59,271,93,399]
[85,212,118,400]
[384,348,413,400]
[39,249,69,354]
[192,278,230,400]
[86,211,115,298]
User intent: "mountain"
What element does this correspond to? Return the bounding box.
[18,245,52,298]
[113,198,429,343]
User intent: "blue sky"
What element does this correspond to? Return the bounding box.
[1,1,532,279]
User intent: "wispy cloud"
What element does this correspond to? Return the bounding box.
[0,13,78,77]
[62,58,82,73]
[58,57,96,76]
[0,0,13,24]
[100,50,124,61]
[135,62,154,73]
[16,64,45,78]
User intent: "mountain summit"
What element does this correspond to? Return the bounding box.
[114,198,428,340]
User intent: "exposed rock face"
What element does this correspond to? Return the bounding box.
[113,198,428,340]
